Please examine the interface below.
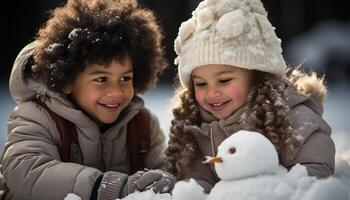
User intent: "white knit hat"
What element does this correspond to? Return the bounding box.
[174,0,287,88]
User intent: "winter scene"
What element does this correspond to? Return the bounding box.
[1,0,350,199]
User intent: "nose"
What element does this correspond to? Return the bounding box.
[204,156,223,164]
[106,86,123,97]
[207,86,222,98]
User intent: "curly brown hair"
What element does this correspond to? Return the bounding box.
[32,0,166,94]
[165,70,302,179]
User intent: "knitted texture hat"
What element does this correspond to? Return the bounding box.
[174,0,287,88]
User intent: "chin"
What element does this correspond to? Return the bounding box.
[98,117,118,125]
[214,113,231,120]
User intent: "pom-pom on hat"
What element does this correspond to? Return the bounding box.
[174,0,287,88]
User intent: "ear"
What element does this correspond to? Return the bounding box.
[62,85,72,94]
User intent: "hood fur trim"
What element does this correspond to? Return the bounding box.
[289,69,327,104]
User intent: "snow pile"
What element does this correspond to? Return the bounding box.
[335,155,350,187]
[301,177,349,200]
[118,178,207,200]
[332,130,350,193]
[117,190,171,200]
[64,193,81,200]
[172,178,207,200]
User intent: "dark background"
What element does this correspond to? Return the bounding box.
[1,0,349,87]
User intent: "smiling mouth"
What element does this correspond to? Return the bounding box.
[99,103,120,111]
[208,100,230,110]
[104,103,119,108]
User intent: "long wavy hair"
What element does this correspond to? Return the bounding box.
[165,70,302,179]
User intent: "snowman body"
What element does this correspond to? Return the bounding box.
[205,130,316,200]
[207,172,301,200]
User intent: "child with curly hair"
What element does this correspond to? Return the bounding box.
[165,0,335,194]
[0,0,175,199]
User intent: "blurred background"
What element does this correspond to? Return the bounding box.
[1,0,349,150]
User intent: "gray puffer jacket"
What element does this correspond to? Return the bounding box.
[182,73,335,193]
[0,42,166,200]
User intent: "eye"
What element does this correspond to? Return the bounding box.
[228,147,236,154]
[194,82,207,88]
[219,78,233,84]
[94,77,107,83]
[120,75,132,82]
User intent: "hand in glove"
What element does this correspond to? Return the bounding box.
[122,169,176,196]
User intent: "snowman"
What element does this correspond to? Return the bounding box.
[204,130,316,200]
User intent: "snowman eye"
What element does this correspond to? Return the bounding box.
[228,147,236,154]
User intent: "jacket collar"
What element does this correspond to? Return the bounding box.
[186,105,247,137]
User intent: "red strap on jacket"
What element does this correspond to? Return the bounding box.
[34,99,79,162]
[34,99,151,173]
[127,108,151,173]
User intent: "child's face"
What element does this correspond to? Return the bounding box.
[192,65,252,119]
[64,56,134,125]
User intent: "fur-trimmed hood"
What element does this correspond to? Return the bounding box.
[286,69,328,116]
[9,41,70,106]
[290,69,327,104]
[9,41,42,103]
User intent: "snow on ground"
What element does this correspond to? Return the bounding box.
[64,193,81,200]
[172,178,208,200]
[301,177,349,200]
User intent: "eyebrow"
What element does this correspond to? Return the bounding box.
[88,70,109,75]
[88,69,133,75]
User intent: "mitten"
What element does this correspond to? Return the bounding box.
[120,170,146,197]
[121,169,175,197]
[135,169,175,193]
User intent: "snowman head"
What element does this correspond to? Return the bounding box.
[207,130,279,181]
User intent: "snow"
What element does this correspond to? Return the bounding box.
[46,43,63,52]
[206,130,279,180]
[68,28,82,39]
[64,193,81,200]
[117,190,172,200]
[333,130,350,188]
[172,179,207,200]
[301,177,349,200]
[203,131,316,200]
[206,171,312,200]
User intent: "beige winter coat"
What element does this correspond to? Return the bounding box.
[183,76,335,193]
[0,42,166,200]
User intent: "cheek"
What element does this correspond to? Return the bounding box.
[228,85,249,104]
[75,84,101,102]
[194,90,206,107]
[77,90,99,106]
[122,86,135,103]
[87,92,101,102]
[127,88,135,101]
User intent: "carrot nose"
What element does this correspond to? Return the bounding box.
[207,156,223,164]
